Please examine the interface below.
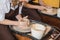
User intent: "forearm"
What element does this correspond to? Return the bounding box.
[0,19,18,25]
[24,3,40,9]
[24,3,46,10]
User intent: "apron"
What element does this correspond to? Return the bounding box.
[0,7,19,40]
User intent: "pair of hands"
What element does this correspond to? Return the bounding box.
[16,14,30,29]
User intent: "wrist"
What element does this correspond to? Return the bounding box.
[13,21,19,26]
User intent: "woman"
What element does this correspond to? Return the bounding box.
[21,0,47,21]
[24,0,58,16]
[0,0,29,40]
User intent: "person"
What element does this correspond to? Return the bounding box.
[20,0,47,21]
[38,0,59,15]
[24,0,58,16]
[14,0,47,40]
[0,0,29,40]
[0,0,48,40]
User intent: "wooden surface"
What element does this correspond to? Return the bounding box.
[40,14,60,30]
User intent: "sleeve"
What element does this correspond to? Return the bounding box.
[0,10,5,21]
[0,0,10,13]
[4,0,10,13]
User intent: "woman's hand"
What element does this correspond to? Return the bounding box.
[38,6,47,10]
[16,14,22,21]
[23,16,30,26]
[39,0,52,8]
[16,15,30,30]
[18,21,28,29]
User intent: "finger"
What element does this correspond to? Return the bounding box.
[18,15,23,21]
[16,15,23,21]
[23,16,28,19]
[16,15,21,19]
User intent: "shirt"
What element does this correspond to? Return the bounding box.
[42,0,59,8]
[0,0,10,21]
[33,0,59,8]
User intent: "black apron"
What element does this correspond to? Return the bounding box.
[0,7,19,40]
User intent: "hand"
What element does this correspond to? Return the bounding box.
[23,16,30,25]
[39,0,52,9]
[16,15,30,30]
[18,21,28,30]
[38,6,47,10]
[16,15,29,21]
[16,14,22,21]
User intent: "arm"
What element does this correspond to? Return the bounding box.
[0,19,18,25]
[24,3,46,10]
[19,0,46,10]
[0,12,19,26]
[24,3,39,9]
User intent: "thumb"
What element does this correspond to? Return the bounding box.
[23,16,28,19]
[16,14,23,21]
